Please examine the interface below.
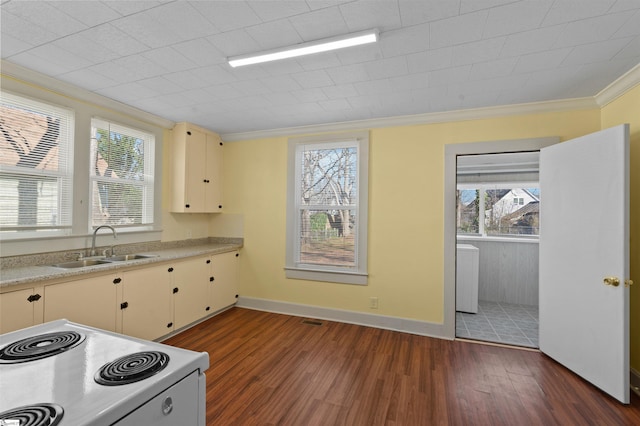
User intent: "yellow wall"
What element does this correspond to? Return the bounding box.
[601,84,640,370]
[222,108,601,324]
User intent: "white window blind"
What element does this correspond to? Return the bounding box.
[90,118,154,228]
[0,91,74,231]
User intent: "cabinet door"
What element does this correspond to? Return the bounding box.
[205,133,223,212]
[0,288,37,334]
[209,251,239,313]
[122,265,172,341]
[173,257,210,329]
[185,129,207,212]
[44,275,118,332]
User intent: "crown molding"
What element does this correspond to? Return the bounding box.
[1,60,175,130]
[220,97,598,142]
[594,62,640,107]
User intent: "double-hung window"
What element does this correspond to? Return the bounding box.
[0,91,74,236]
[90,118,155,229]
[286,131,369,285]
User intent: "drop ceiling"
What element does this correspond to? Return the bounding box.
[1,0,639,139]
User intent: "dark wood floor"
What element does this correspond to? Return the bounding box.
[164,307,640,425]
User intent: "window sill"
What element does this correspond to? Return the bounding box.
[285,267,368,285]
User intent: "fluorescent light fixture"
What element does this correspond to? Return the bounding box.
[228,29,379,67]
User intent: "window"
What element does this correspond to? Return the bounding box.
[0,91,74,235]
[286,132,369,285]
[457,185,540,236]
[90,118,154,229]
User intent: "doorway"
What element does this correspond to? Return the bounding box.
[442,137,559,341]
[455,152,540,348]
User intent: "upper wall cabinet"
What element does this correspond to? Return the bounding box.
[171,122,223,213]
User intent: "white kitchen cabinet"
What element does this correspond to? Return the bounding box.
[44,274,119,332]
[208,251,239,313]
[170,122,223,213]
[0,287,39,334]
[121,265,173,341]
[173,256,210,330]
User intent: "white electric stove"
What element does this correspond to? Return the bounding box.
[0,319,209,426]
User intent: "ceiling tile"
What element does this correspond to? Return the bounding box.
[339,0,402,32]
[468,57,519,80]
[103,1,164,16]
[429,10,489,49]
[513,48,572,73]
[110,12,178,49]
[245,19,303,50]
[406,47,452,73]
[81,24,149,56]
[553,12,631,48]
[208,29,262,57]
[542,0,616,26]
[2,1,87,37]
[146,2,219,41]
[499,25,565,58]
[172,38,227,67]
[289,6,349,41]
[451,37,506,66]
[1,11,59,47]
[291,69,334,88]
[562,37,635,66]
[364,56,408,80]
[248,1,310,21]
[322,83,359,99]
[0,33,34,58]
[460,0,518,14]
[326,63,370,84]
[141,47,197,74]
[398,0,460,26]
[483,0,553,38]
[258,75,303,92]
[50,1,122,27]
[428,65,472,87]
[379,23,430,57]
[191,1,261,32]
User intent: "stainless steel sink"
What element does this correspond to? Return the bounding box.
[51,259,111,268]
[106,254,158,262]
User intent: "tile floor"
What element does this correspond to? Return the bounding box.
[456,300,539,348]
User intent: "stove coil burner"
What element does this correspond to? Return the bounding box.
[94,351,170,386]
[0,403,64,426]
[0,331,85,364]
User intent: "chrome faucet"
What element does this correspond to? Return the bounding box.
[90,225,117,257]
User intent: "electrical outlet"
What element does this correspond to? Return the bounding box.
[369,297,378,309]
[186,229,192,239]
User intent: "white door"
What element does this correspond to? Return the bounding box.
[539,124,630,403]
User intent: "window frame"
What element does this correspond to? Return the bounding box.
[89,117,155,232]
[0,91,75,238]
[285,131,369,285]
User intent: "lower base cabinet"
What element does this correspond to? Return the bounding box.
[121,265,173,341]
[0,288,38,334]
[209,251,239,313]
[44,275,119,332]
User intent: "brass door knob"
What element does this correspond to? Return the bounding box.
[604,277,620,287]
[625,279,634,288]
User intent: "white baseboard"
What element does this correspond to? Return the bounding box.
[632,368,640,397]
[236,296,451,340]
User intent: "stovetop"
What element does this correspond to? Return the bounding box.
[0,320,209,425]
